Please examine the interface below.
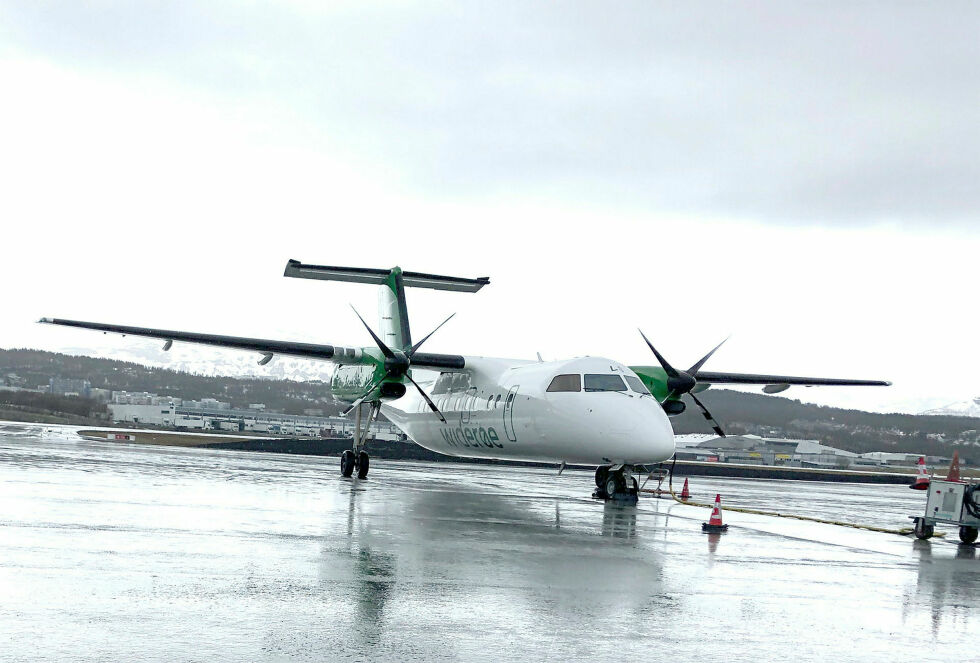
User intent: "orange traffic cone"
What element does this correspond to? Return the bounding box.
[909,457,930,490]
[702,493,729,533]
[680,478,691,500]
[946,451,962,482]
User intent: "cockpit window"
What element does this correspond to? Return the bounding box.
[624,376,650,394]
[546,374,581,392]
[584,374,627,392]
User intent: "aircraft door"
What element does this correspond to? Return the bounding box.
[503,385,519,442]
[460,387,477,424]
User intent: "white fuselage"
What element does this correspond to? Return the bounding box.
[379,356,675,466]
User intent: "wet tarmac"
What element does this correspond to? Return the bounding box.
[1,422,976,662]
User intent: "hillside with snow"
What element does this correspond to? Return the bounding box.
[62,344,335,383]
[921,397,980,419]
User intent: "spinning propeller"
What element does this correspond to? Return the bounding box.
[638,330,729,437]
[341,307,453,422]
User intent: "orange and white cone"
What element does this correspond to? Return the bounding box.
[909,457,930,490]
[946,451,962,483]
[702,493,729,532]
[680,478,691,500]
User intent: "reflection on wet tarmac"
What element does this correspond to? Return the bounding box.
[0,423,975,662]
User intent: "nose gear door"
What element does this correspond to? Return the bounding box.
[503,385,519,442]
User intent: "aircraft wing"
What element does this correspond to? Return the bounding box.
[37,318,465,369]
[692,371,890,388]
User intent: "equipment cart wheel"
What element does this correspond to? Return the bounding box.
[959,526,978,544]
[913,517,934,540]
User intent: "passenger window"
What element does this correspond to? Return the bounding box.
[584,374,627,392]
[547,374,581,392]
[495,395,501,408]
[624,376,650,394]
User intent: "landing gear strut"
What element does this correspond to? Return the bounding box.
[341,401,380,480]
[593,464,639,504]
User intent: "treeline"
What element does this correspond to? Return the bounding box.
[0,390,107,418]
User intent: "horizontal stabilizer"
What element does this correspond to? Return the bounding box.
[284,260,489,293]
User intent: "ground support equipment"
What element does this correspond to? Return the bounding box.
[910,479,980,543]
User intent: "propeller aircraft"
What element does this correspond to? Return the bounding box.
[40,260,889,501]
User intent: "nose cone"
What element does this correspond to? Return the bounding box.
[581,395,675,465]
[619,396,675,464]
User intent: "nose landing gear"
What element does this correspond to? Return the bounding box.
[340,401,379,480]
[593,464,639,504]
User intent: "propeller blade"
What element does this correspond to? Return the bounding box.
[687,336,730,376]
[637,329,679,378]
[350,305,395,359]
[404,372,447,423]
[660,388,679,406]
[408,312,456,357]
[340,371,391,416]
[689,392,726,438]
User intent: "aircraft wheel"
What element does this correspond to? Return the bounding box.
[605,474,625,499]
[357,451,370,480]
[913,517,934,540]
[959,526,978,544]
[340,450,355,478]
[631,477,639,495]
[595,466,609,488]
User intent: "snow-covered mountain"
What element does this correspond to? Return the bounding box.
[62,344,335,382]
[921,397,980,418]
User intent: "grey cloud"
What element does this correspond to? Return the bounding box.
[3,1,977,225]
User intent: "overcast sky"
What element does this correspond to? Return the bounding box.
[1,2,977,414]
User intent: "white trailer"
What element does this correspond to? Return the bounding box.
[911,479,980,543]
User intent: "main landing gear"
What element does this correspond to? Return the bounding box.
[341,401,380,480]
[593,465,639,504]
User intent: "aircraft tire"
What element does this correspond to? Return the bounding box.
[340,450,355,478]
[959,526,978,544]
[605,474,625,499]
[595,466,609,488]
[357,451,370,480]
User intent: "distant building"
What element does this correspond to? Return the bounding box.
[49,377,91,398]
[107,400,400,440]
[88,388,112,403]
[112,391,176,405]
[675,434,881,469]
[182,397,230,410]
